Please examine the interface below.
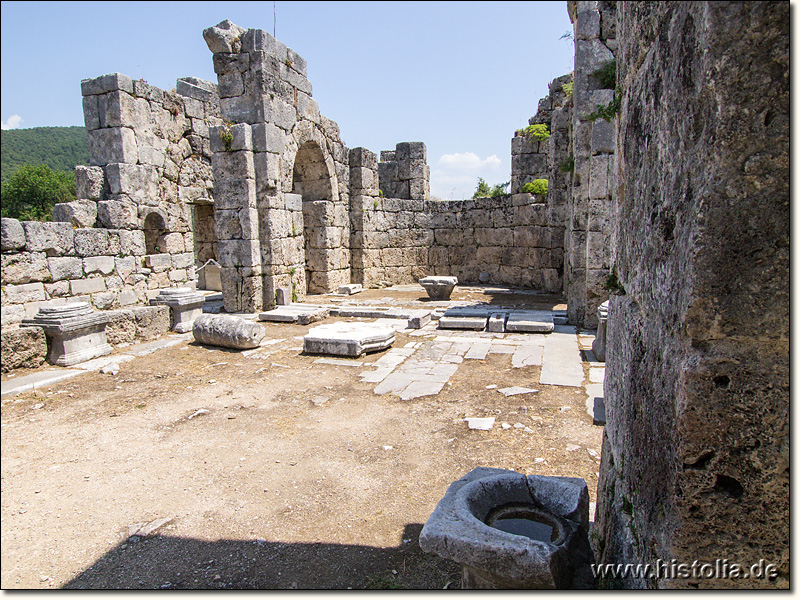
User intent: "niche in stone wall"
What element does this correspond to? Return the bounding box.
[143,211,167,255]
[292,141,335,294]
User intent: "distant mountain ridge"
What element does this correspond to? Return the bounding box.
[1,126,89,182]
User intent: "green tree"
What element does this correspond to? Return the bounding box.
[1,164,76,221]
[473,177,510,199]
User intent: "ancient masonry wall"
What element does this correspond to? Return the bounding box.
[566,0,617,328]
[204,22,350,312]
[595,1,789,588]
[378,142,430,201]
[1,72,223,327]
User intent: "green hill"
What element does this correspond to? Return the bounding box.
[1,126,89,182]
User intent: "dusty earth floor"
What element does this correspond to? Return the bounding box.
[1,285,604,589]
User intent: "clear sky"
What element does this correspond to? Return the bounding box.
[0,1,575,200]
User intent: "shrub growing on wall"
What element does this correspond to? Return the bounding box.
[522,179,548,196]
[0,164,76,221]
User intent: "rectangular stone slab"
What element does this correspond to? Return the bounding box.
[259,305,329,324]
[505,310,554,333]
[304,322,395,357]
[438,316,488,330]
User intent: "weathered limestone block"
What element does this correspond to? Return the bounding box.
[96,200,138,229]
[1,326,47,372]
[150,287,206,332]
[203,20,247,54]
[81,73,134,96]
[193,313,265,349]
[303,322,395,357]
[1,252,49,285]
[21,221,74,256]
[87,127,139,165]
[1,218,26,251]
[22,302,111,366]
[74,165,106,200]
[70,277,106,296]
[52,200,98,228]
[131,305,170,340]
[73,229,110,257]
[47,256,84,282]
[5,282,46,304]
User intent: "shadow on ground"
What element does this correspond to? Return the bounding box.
[62,523,461,590]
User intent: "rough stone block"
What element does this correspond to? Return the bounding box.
[212,149,255,180]
[591,120,615,155]
[1,218,26,251]
[70,278,106,295]
[47,257,84,282]
[105,163,158,199]
[20,222,71,257]
[52,200,98,228]
[96,200,138,230]
[304,322,395,357]
[73,229,110,257]
[81,73,134,96]
[74,165,106,200]
[1,326,47,372]
[202,19,247,54]
[1,252,49,285]
[275,287,292,305]
[83,256,116,275]
[131,305,170,340]
[87,127,139,165]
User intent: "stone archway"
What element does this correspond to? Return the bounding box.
[291,140,336,294]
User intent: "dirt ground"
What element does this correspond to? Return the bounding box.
[1,286,603,589]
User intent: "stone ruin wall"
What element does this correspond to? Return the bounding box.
[1,72,223,328]
[595,1,789,588]
[566,0,617,328]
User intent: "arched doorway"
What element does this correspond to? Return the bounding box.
[292,141,335,294]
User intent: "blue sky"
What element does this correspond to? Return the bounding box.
[0,1,574,199]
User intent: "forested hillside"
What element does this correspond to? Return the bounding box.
[1,126,88,182]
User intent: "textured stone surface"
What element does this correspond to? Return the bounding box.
[419,467,592,589]
[0,326,47,372]
[52,200,98,228]
[1,218,26,251]
[595,1,789,589]
[304,322,395,357]
[193,313,265,349]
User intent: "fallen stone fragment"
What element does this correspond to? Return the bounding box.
[465,417,495,430]
[566,444,581,452]
[497,386,539,396]
[304,322,395,357]
[501,422,512,430]
[193,314,265,350]
[100,363,120,375]
[188,409,210,419]
[337,283,362,295]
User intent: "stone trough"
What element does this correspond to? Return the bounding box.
[420,467,593,589]
[419,276,458,300]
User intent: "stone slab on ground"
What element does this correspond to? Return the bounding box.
[511,345,544,368]
[497,386,539,396]
[1,369,85,398]
[259,304,330,325]
[337,284,362,295]
[313,358,364,367]
[539,325,584,387]
[585,383,606,425]
[505,310,554,333]
[465,417,495,430]
[129,336,190,357]
[304,322,395,357]
[438,316,487,330]
[73,354,135,371]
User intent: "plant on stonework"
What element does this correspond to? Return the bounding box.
[562,81,574,97]
[604,264,626,295]
[559,157,575,173]
[522,179,548,197]
[591,59,616,90]
[219,126,234,152]
[516,123,551,141]
[587,87,622,122]
[373,199,379,209]
[288,266,299,301]
[472,177,509,199]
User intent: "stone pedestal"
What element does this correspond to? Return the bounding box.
[591,301,608,362]
[419,276,458,300]
[22,302,112,366]
[150,288,206,333]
